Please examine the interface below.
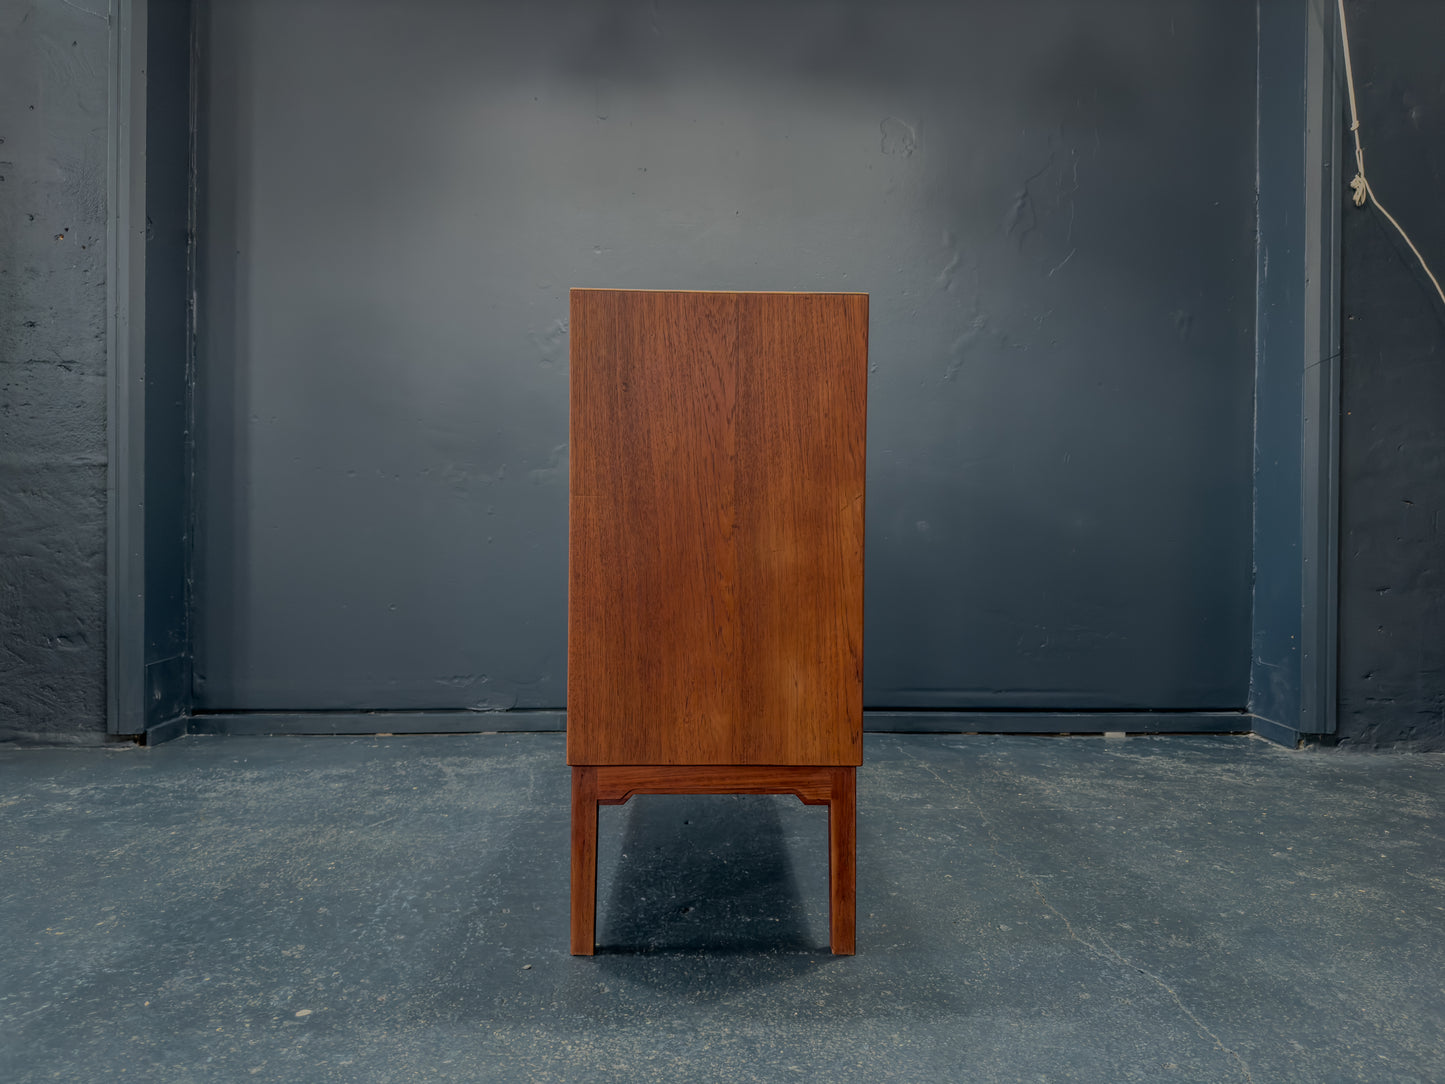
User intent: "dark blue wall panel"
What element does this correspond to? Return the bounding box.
[192,0,1258,714]
[143,0,195,728]
[1250,0,1308,731]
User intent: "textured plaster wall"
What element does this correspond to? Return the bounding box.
[1336,0,1445,749]
[0,0,111,743]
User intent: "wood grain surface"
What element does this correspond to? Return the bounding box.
[590,764,837,805]
[570,765,856,954]
[569,766,599,955]
[827,766,857,954]
[567,289,867,766]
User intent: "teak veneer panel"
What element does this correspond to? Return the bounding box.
[567,289,867,767]
[569,765,856,955]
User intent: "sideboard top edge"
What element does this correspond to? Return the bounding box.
[569,287,869,297]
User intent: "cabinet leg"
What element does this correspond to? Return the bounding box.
[570,766,599,955]
[828,766,856,955]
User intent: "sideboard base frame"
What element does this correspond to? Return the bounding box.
[570,764,857,956]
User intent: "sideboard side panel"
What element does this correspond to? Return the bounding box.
[568,289,865,766]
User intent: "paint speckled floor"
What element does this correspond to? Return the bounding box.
[1,733,1442,1083]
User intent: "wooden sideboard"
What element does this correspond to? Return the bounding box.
[567,288,868,954]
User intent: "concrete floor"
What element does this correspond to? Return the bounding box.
[1,733,1441,1083]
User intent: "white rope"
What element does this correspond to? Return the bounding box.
[1336,0,1445,308]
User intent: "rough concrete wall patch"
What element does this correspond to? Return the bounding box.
[1337,0,1445,750]
[0,1,111,742]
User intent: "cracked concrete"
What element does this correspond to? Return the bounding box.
[2,732,1442,1082]
[906,745,1253,1081]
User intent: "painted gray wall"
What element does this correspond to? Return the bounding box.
[193,0,1258,715]
[1337,0,1445,750]
[10,0,1440,745]
[0,0,110,743]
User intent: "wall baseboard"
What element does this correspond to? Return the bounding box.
[1248,714,1308,748]
[864,711,1249,734]
[144,714,191,745]
[187,710,567,737]
[170,709,1250,741]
